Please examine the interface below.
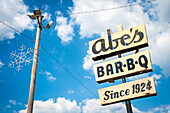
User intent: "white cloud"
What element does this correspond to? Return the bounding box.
[13,110,17,113]
[9,100,16,105]
[83,50,94,71]
[149,26,170,77]
[0,0,35,41]
[5,105,11,108]
[18,97,170,113]
[153,74,162,80]
[43,12,51,21]
[147,105,170,113]
[18,103,23,105]
[84,76,91,79]
[19,97,81,113]
[76,0,170,78]
[0,61,4,68]
[42,4,49,11]
[70,0,150,39]
[39,70,56,81]
[157,0,170,23]
[68,90,75,94]
[55,13,74,45]
[47,76,56,81]
[82,98,143,113]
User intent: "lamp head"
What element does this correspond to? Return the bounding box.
[33,9,42,17]
[27,13,36,20]
[46,21,53,29]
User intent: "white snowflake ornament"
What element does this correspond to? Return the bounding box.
[8,45,33,72]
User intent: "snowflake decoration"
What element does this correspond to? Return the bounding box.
[8,45,33,72]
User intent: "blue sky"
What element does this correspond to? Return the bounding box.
[0,0,170,113]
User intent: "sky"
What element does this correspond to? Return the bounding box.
[0,0,170,113]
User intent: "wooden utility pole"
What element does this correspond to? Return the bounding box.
[27,13,43,113]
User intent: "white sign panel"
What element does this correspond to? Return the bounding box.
[93,50,152,83]
[89,24,148,61]
[98,77,157,105]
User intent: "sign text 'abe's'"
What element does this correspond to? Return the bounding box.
[89,24,148,61]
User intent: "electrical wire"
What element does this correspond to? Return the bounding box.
[0,20,115,112]
[0,21,34,42]
[40,46,99,97]
[56,0,156,16]
[0,1,157,111]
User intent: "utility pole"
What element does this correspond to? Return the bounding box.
[27,9,43,113]
[26,9,53,113]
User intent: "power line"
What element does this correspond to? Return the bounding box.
[56,0,156,16]
[0,21,34,42]
[40,46,115,112]
[40,46,98,96]
[0,20,115,112]
[0,0,156,109]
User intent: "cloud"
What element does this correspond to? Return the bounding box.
[70,0,151,39]
[19,97,81,113]
[47,76,56,81]
[39,70,56,81]
[147,105,170,113]
[9,100,16,105]
[152,74,162,80]
[84,76,91,79]
[42,4,49,11]
[0,61,4,68]
[18,98,146,113]
[83,50,94,71]
[75,0,170,78]
[18,103,23,105]
[82,98,143,113]
[0,0,35,41]
[157,0,170,23]
[149,26,170,77]
[18,97,170,113]
[68,90,75,94]
[13,110,17,113]
[43,12,51,21]
[55,12,74,45]
[5,105,11,108]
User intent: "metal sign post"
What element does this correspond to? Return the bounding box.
[122,77,133,113]
[117,25,133,113]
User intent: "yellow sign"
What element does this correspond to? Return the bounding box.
[89,24,148,61]
[98,77,157,105]
[93,50,152,83]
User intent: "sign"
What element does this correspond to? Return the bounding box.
[98,77,157,105]
[93,50,152,83]
[89,24,148,61]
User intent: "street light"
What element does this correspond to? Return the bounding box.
[27,13,36,20]
[27,9,53,113]
[46,21,53,29]
[33,9,41,17]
